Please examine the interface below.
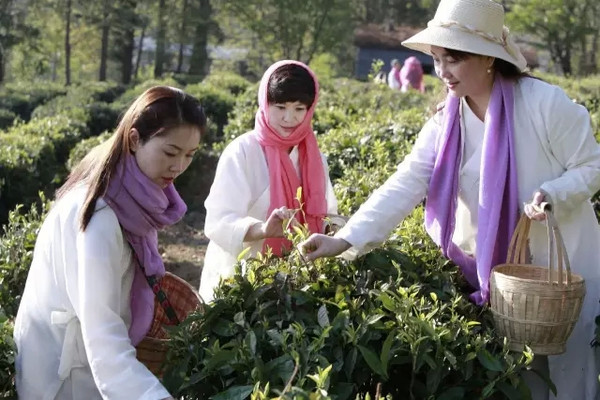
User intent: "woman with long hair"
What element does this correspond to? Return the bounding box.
[14,86,206,399]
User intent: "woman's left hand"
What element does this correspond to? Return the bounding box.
[524,191,547,221]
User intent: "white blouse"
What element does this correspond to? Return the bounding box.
[14,187,170,400]
[200,132,338,302]
[451,98,485,255]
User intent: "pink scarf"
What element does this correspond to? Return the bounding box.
[253,60,327,255]
[400,57,424,93]
[424,75,519,305]
[105,154,187,345]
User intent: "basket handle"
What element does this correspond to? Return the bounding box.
[506,203,572,285]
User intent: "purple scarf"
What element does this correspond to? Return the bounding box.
[104,154,187,345]
[424,75,519,305]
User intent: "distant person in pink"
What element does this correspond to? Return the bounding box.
[400,56,425,93]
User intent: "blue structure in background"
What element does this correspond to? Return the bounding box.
[355,48,434,80]
[353,24,435,81]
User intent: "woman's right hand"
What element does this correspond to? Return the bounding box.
[298,234,351,261]
[245,206,296,242]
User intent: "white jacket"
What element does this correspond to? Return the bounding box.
[14,187,170,400]
[200,132,338,302]
[336,77,600,399]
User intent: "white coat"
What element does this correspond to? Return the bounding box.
[14,186,170,400]
[200,132,338,303]
[336,77,600,399]
[388,68,401,90]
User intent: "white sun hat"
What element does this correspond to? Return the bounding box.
[401,0,527,71]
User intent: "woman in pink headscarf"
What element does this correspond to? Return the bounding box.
[200,60,339,303]
[400,56,425,93]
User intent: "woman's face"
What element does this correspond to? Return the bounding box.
[431,46,494,99]
[131,124,201,188]
[267,101,308,137]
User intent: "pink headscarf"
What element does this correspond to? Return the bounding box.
[252,60,327,255]
[400,57,425,93]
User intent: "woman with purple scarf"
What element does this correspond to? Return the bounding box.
[300,0,600,399]
[13,86,206,399]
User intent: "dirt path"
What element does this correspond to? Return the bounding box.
[159,210,208,288]
[159,152,218,288]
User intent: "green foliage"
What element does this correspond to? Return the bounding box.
[368,59,385,82]
[215,82,259,151]
[506,0,595,75]
[0,114,86,225]
[0,81,66,121]
[0,110,17,131]
[31,82,124,137]
[218,0,358,67]
[67,131,113,171]
[0,312,15,399]
[112,77,181,111]
[183,83,237,138]
[0,193,51,318]
[309,53,342,81]
[162,235,531,399]
[201,71,252,96]
[0,193,50,398]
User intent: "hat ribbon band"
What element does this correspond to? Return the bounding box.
[427,19,520,61]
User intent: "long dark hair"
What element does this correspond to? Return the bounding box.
[57,86,207,231]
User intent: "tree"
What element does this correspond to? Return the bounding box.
[64,0,72,84]
[98,0,110,81]
[358,0,436,26]
[188,0,218,77]
[153,0,166,77]
[0,0,37,83]
[217,0,359,66]
[110,0,140,84]
[506,0,589,75]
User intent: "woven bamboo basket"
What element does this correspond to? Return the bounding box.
[489,205,585,355]
[135,272,202,375]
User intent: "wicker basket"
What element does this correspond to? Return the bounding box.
[489,207,585,355]
[135,272,202,375]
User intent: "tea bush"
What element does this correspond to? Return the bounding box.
[66,131,113,171]
[0,194,51,318]
[0,82,67,121]
[183,83,236,138]
[31,83,123,137]
[202,71,252,96]
[0,312,15,399]
[0,110,16,131]
[162,237,530,399]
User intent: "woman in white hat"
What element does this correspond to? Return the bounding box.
[299,0,600,398]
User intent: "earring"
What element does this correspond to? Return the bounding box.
[487,68,492,74]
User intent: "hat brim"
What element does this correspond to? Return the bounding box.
[402,26,527,71]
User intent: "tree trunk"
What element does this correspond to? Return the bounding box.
[188,0,211,77]
[591,31,599,74]
[120,25,135,84]
[99,0,110,81]
[0,42,4,83]
[176,0,189,73]
[134,25,146,79]
[65,0,72,85]
[153,0,167,78]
